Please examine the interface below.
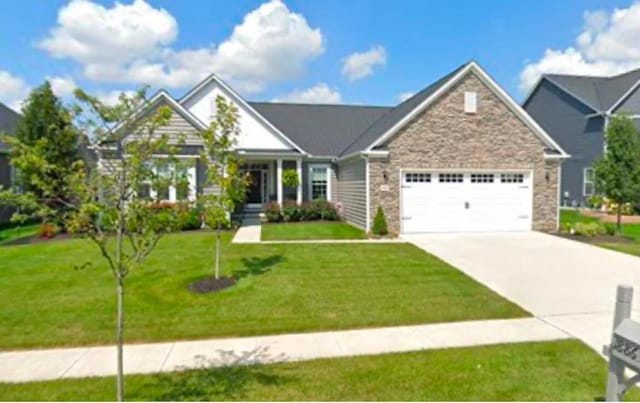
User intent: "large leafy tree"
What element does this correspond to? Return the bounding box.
[0,88,188,401]
[199,95,249,279]
[13,82,81,225]
[594,114,640,230]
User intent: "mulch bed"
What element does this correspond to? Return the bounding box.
[1,233,74,247]
[553,232,634,244]
[188,276,237,294]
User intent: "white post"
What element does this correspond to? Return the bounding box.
[606,285,634,402]
[296,159,303,204]
[277,159,283,205]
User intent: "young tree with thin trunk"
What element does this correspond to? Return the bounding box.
[594,114,640,231]
[0,88,188,401]
[198,95,248,279]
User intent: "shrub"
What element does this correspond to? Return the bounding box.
[314,199,338,221]
[281,201,302,222]
[37,223,57,239]
[587,195,604,209]
[263,202,282,222]
[372,206,388,236]
[573,222,606,237]
[300,201,319,221]
[176,203,202,231]
[603,223,617,236]
[603,198,634,215]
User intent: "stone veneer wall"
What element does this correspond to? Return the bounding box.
[368,71,560,234]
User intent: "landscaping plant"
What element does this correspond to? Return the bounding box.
[0,87,188,401]
[372,206,388,236]
[281,168,300,196]
[197,95,249,280]
[594,114,640,231]
[8,81,83,230]
[263,201,282,222]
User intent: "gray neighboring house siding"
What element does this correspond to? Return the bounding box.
[524,79,605,206]
[0,102,20,224]
[335,158,367,229]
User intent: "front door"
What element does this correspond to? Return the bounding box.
[246,170,263,204]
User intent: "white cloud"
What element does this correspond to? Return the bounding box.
[0,71,30,111]
[96,90,137,106]
[38,0,324,94]
[47,76,77,97]
[273,83,341,104]
[396,91,415,102]
[38,0,177,66]
[519,2,640,94]
[341,46,387,82]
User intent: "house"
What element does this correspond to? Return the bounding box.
[0,102,20,223]
[523,68,640,207]
[101,61,567,233]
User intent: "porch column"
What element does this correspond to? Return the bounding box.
[277,159,283,205]
[296,159,303,204]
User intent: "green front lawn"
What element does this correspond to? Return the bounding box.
[0,223,40,245]
[261,221,367,241]
[0,231,526,349]
[1,340,633,401]
[560,209,640,256]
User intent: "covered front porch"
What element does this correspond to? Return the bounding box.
[239,153,332,208]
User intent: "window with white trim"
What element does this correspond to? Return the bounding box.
[309,165,329,200]
[471,173,494,183]
[405,172,431,183]
[500,173,524,183]
[439,173,464,183]
[584,168,595,196]
[142,159,196,202]
[155,161,171,201]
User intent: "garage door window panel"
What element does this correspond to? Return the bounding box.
[405,173,431,183]
[439,173,464,183]
[501,173,524,183]
[471,173,494,183]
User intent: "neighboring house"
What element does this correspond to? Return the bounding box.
[99,61,567,233]
[523,68,640,207]
[0,102,20,223]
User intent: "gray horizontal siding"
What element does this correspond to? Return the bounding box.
[336,158,367,229]
[197,158,220,196]
[0,154,13,223]
[132,100,201,144]
[524,79,605,206]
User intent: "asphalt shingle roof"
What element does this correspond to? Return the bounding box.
[545,68,640,112]
[248,102,391,156]
[0,102,20,152]
[339,62,470,157]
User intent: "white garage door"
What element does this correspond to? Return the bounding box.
[401,171,532,233]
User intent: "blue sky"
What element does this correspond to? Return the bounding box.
[0,0,638,111]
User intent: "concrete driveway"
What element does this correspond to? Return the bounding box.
[403,231,640,352]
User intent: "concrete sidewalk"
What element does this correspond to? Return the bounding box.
[0,318,569,383]
[231,217,261,243]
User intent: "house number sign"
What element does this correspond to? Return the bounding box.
[605,285,640,401]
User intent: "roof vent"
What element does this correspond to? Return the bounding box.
[464,91,477,114]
